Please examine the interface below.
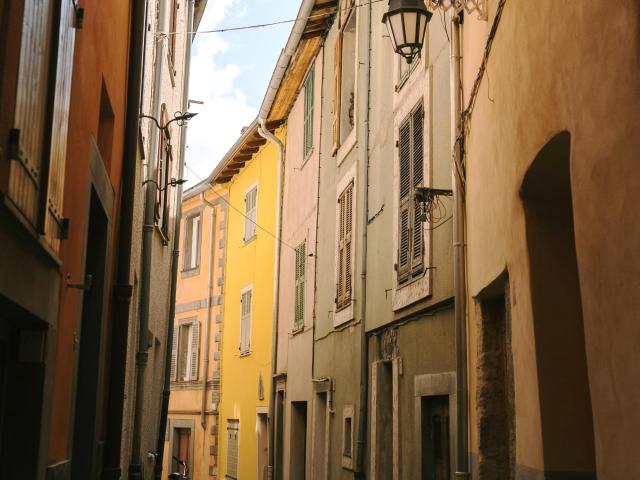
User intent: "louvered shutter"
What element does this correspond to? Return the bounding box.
[183,217,192,270]
[193,215,201,269]
[189,321,200,380]
[170,327,179,381]
[294,242,306,329]
[8,0,55,225]
[240,290,252,353]
[244,187,257,241]
[332,32,343,154]
[43,0,77,252]
[398,119,412,282]
[411,106,424,273]
[304,68,314,158]
[344,184,353,302]
[336,191,345,307]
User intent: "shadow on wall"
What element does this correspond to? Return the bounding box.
[520,131,596,477]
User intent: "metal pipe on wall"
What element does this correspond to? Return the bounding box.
[355,0,373,476]
[450,11,470,480]
[130,0,168,476]
[257,119,284,480]
[154,0,195,478]
[201,193,217,428]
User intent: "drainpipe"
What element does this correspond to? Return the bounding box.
[200,193,216,428]
[258,118,284,480]
[153,0,195,478]
[451,12,469,480]
[102,0,146,478]
[355,0,373,477]
[130,0,168,477]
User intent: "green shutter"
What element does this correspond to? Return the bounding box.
[304,65,315,158]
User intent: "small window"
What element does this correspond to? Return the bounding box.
[294,241,307,331]
[226,419,240,479]
[240,288,252,354]
[332,2,357,154]
[397,102,425,285]
[171,320,200,382]
[244,185,258,242]
[303,65,315,159]
[342,404,355,469]
[183,214,201,271]
[336,182,354,310]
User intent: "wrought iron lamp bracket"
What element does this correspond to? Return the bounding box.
[426,0,487,20]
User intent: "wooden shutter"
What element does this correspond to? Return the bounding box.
[337,183,353,309]
[411,105,424,273]
[294,241,306,329]
[244,186,257,241]
[227,420,240,478]
[240,290,252,353]
[44,0,77,252]
[170,327,179,381]
[183,217,193,270]
[304,67,315,158]
[332,31,343,154]
[192,215,201,269]
[8,0,55,225]
[189,321,200,380]
[169,0,178,67]
[397,119,412,283]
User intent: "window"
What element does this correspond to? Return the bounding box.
[170,319,200,382]
[303,65,315,159]
[397,102,425,285]
[155,104,174,239]
[294,241,306,331]
[172,428,191,474]
[226,419,240,479]
[244,185,258,242]
[240,288,252,355]
[332,0,357,154]
[183,214,201,271]
[336,182,354,311]
[342,405,355,469]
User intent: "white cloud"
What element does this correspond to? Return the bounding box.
[184,0,257,186]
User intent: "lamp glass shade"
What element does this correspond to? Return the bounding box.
[382,0,432,64]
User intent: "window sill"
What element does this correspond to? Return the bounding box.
[392,268,432,312]
[301,147,314,168]
[335,129,356,167]
[243,234,256,246]
[291,325,305,336]
[333,301,354,328]
[181,267,200,278]
[239,350,251,358]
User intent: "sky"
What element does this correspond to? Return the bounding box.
[184,0,301,186]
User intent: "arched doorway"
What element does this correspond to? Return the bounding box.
[521,132,596,478]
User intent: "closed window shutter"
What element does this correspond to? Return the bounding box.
[193,215,201,269]
[398,119,412,282]
[43,0,77,252]
[170,327,179,381]
[333,31,343,154]
[304,67,315,158]
[294,242,306,329]
[244,187,257,240]
[8,0,55,225]
[411,106,425,273]
[189,321,200,380]
[337,183,353,309]
[240,290,252,353]
[183,218,192,270]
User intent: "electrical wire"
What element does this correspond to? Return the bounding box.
[184,163,296,252]
[155,0,389,39]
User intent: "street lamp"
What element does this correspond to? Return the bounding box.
[139,110,198,132]
[382,0,432,64]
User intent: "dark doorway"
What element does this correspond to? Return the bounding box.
[275,390,285,480]
[374,361,393,479]
[477,281,514,479]
[521,131,596,476]
[71,189,109,480]
[312,393,327,479]
[421,395,450,480]
[0,308,47,480]
[290,401,307,479]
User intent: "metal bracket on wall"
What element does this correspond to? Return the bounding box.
[66,273,93,291]
[427,0,488,20]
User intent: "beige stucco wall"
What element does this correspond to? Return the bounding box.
[462,1,640,478]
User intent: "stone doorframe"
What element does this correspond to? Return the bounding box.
[413,371,457,479]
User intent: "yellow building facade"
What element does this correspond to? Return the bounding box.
[162,182,228,479]
[214,123,283,480]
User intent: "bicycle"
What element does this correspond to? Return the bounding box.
[168,456,189,479]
